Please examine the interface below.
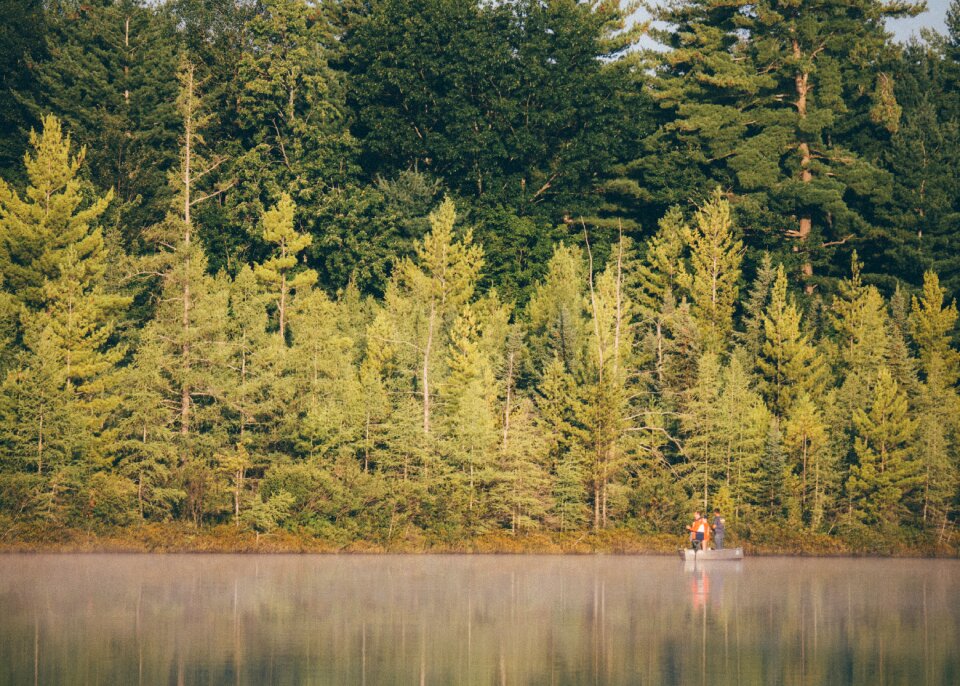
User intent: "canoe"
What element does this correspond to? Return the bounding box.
[678,547,743,562]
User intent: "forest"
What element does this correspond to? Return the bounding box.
[0,0,959,553]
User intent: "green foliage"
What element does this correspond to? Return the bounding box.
[757,265,826,416]
[676,189,743,352]
[0,0,958,549]
[0,115,112,309]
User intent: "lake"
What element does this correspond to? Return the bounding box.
[0,554,957,685]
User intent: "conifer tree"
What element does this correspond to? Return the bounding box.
[681,352,724,511]
[444,305,499,526]
[220,265,275,448]
[110,338,183,520]
[391,198,483,435]
[633,206,686,319]
[254,193,317,341]
[831,257,892,374]
[716,354,770,520]
[909,271,960,530]
[650,0,922,288]
[22,0,179,232]
[739,252,777,360]
[135,57,232,522]
[286,288,363,459]
[846,367,920,528]
[783,392,830,529]
[0,115,113,309]
[526,242,589,376]
[757,264,825,416]
[910,270,960,385]
[537,355,589,532]
[676,189,743,352]
[233,0,356,230]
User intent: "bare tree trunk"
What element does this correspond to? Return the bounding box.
[279,260,287,341]
[422,301,435,435]
[180,63,194,439]
[502,350,514,451]
[793,40,814,292]
[37,412,43,474]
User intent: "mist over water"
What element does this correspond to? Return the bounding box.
[0,554,957,685]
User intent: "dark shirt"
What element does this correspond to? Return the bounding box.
[712,515,725,535]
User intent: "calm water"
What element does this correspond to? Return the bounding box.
[0,554,958,685]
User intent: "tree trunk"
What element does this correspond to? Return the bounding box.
[422,301,435,435]
[793,40,814,292]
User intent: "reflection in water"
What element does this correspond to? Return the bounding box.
[0,554,957,685]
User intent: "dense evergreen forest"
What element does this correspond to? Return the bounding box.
[1,0,959,552]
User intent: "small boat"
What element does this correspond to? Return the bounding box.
[678,547,743,562]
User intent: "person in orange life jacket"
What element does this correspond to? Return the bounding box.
[686,511,710,550]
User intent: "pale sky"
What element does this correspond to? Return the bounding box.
[636,1,952,45]
[888,0,952,42]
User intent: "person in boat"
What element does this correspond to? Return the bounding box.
[711,509,725,550]
[686,511,710,550]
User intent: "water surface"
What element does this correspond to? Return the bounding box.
[1,554,957,685]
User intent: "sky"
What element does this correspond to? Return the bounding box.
[888,0,952,42]
[636,1,953,45]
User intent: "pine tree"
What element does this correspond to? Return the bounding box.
[831,255,892,378]
[110,338,183,520]
[910,270,960,385]
[444,305,499,528]
[133,57,233,524]
[22,0,180,233]
[526,242,589,376]
[681,352,724,512]
[254,193,317,341]
[909,270,960,532]
[716,354,770,521]
[221,265,274,448]
[232,0,356,232]
[739,252,777,360]
[537,355,589,532]
[0,115,113,309]
[676,189,743,353]
[649,0,922,288]
[633,206,686,318]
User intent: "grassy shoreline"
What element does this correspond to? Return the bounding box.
[1,524,956,558]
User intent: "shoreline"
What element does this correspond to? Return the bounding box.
[1,524,956,558]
